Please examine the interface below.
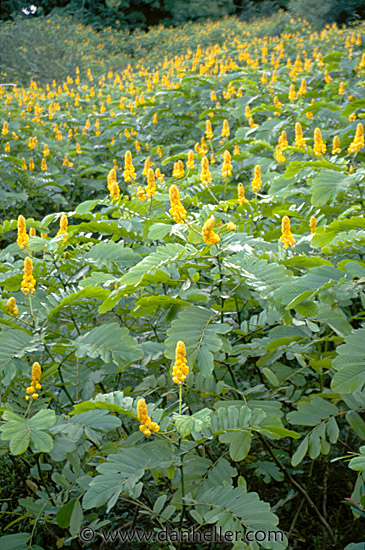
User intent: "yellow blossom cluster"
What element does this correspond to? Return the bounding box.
[186,150,194,170]
[136,398,160,437]
[200,156,212,185]
[222,150,232,177]
[348,123,364,154]
[146,168,157,197]
[251,165,262,192]
[17,215,29,249]
[26,362,42,400]
[202,217,220,245]
[169,184,186,223]
[6,297,18,315]
[205,119,213,139]
[107,168,120,200]
[313,127,326,156]
[137,186,146,201]
[237,183,249,206]
[123,150,136,182]
[310,216,317,234]
[172,160,184,178]
[280,216,295,249]
[172,340,189,384]
[332,136,341,154]
[295,122,306,148]
[56,214,68,241]
[21,256,36,295]
[221,119,230,137]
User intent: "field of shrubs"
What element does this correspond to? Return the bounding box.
[0,13,364,550]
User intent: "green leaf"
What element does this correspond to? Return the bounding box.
[86,241,141,268]
[56,499,77,529]
[69,499,83,536]
[71,391,136,420]
[331,328,365,394]
[74,323,141,368]
[228,431,252,461]
[148,223,172,240]
[47,286,110,318]
[0,533,30,550]
[198,485,280,533]
[83,441,172,512]
[291,436,309,466]
[120,243,193,287]
[0,329,34,383]
[311,170,355,206]
[346,411,365,440]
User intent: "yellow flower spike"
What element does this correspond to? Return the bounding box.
[313,127,326,156]
[29,227,36,237]
[310,216,317,234]
[202,217,220,246]
[222,150,232,178]
[273,96,283,109]
[288,84,296,101]
[338,81,345,96]
[17,215,29,249]
[21,256,36,295]
[146,168,156,198]
[136,398,160,436]
[5,142,10,153]
[324,70,332,83]
[123,150,136,182]
[172,160,184,179]
[142,157,152,177]
[21,158,27,170]
[278,130,288,150]
[332,135,341,155]
[155,167,164,184]
[251,165,262,192]
[280,216,295,249]
[110,180,120,201]
[6,297,18,315]
[107,168,117,192]
[275,145,286,163]
[248,116,258,128]
[210,90,217,101]
[56,214,68,242]
[237,183,248,206]
[221,119,230,138]
[137,186,146,201]
[172,341,189,385]
[41,158,47,171]
[298,79,307,96]
[348,123,364,154]
[199,136,208,155]
[205,119,213,140]
[186,150,194,170]
[233,145,240,155]
[169,184,186,224]
[227,222,236,231]
[200,156,212,185]
[295,122,306,148]
[2,121,9,135]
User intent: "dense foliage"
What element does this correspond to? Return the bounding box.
[1,0,364,31]
[0,13,364,550]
